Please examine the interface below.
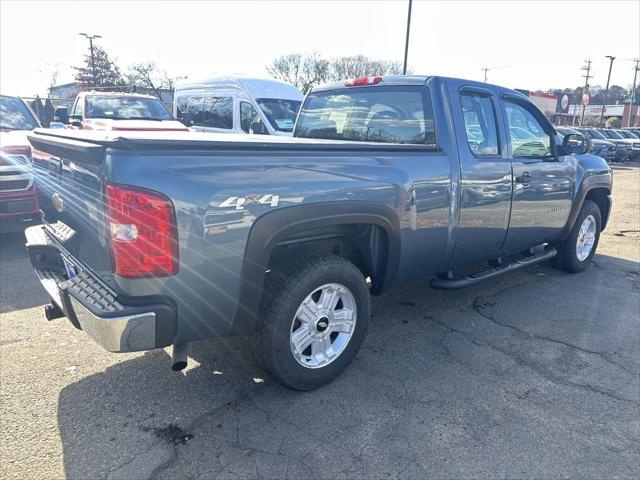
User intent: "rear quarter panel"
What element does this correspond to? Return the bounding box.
[108,148,416,342]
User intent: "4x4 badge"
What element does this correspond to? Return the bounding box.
[219,195,279,211]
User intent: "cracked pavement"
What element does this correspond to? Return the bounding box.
[1,165,639,479]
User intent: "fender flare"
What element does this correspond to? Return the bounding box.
[230,202,401,335]
[560,176,612,239]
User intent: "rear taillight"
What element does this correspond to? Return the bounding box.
[344,75,383,87]
[105,184,178,278]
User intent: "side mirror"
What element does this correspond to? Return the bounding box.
[54,106,69,124]
[180,112,193,126]
[251,121,269,135]
[562,133,590,155]
[49,122,65,129]
[69,114,82,128]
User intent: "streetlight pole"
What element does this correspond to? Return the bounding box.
[79,32,102,87]
[627,59,639,127]
[402,0,412,75]
[599,55,615,127]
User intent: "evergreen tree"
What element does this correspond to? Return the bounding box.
[73,45,124,88]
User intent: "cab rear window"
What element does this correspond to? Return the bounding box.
[295,86,436,145]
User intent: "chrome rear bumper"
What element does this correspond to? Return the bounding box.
[25,224,176,352]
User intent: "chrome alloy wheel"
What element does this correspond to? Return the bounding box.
[289,283,357,369]
[576,214,597,261]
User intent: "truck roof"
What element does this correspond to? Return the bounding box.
[175,76,303,101]
[310,75,529,100]
[75,91,160,100]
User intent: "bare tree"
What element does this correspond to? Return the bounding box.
[47,67,59,97]
[330,55,404,80]
[268,52,406,93]
[126,62,174,100]
[267,52,330,94]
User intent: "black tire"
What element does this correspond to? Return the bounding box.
[552,200,601,273]
[252,255,370,390]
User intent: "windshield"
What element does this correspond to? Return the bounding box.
[556,127,578,136]
[602,129,623,139]
[618,130,638,139]
[85,95,173,120]
[255,98,301,132]
[0,96,40,131]
[583,129,606,140]
[510,126,537,139]
[295,86,436,145]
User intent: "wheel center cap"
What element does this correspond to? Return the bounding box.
[316,316,330,333]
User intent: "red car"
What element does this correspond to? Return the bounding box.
[0,95,40,232]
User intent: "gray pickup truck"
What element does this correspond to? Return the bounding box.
[26,75,612,390]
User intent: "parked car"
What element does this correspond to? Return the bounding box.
[615,129,640,159]
[26,75,611,390]
[0,95,40,232]
[579,127,628,161]
[559,127,616,161]
[596,128,636,160]
[55,91,188,132]
[174,76,303,136]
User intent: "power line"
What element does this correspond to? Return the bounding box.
[579,59,592,127]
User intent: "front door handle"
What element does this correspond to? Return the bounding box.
[515,172,533,184]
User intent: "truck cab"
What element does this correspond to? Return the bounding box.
[174,76,303,136]
[59,91,188,132]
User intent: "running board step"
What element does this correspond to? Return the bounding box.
[430,247,557,290]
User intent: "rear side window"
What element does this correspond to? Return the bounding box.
[460,92,499,155]
[295,86,436,145]
[176,95,233,129]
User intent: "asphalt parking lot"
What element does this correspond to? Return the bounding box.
[1,165,639,480]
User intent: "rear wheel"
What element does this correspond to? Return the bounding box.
[253,255,370,390]
[553,200,601,273]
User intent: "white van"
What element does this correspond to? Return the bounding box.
[174,76,303,136]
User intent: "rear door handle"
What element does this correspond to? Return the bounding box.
[515,172,533,184]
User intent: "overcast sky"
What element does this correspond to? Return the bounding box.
[1,0,639,96]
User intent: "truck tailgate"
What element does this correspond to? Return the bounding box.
[29,132,114,284]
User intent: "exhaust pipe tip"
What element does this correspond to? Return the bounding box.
[45,303,64,321]
[171,343,188,371]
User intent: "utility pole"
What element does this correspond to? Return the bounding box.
[402,0,412,75]
[599,55,616,127]
[79,32,102,87]
[579,59,592,127]
[627,59,639,127]
[481,67,490,83]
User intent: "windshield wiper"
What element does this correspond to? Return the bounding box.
[0,125,19,131]
[87,116,129,120]
[127,117,166,121]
